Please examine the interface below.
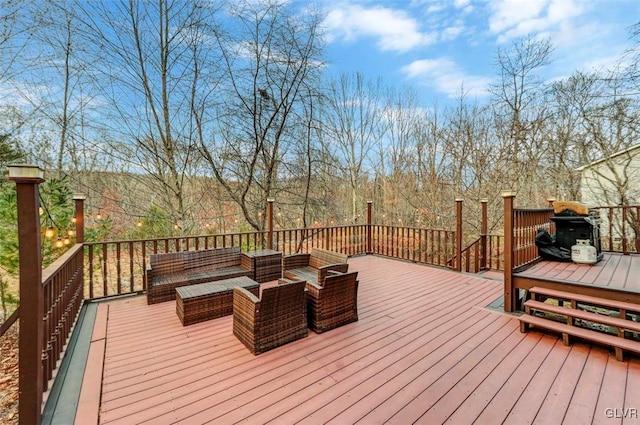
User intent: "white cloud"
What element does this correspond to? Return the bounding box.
[323,4,436,52]
[401,57,492,99]
[442,24,465,41]
[488,0,585,43]
[454,0,472,8]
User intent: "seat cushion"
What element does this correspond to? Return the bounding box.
[151,266,251,287]
[283,266,317,284]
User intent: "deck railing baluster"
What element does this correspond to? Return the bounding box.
[129,241,134,291]
[116,243,122,295]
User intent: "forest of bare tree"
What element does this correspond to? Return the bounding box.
[2,0,640,243]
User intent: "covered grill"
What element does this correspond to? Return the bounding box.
[550,201,603,263]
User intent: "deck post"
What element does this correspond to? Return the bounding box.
[367,201,373,255]
[480,199,488,270]
[8,164,45,425]
[455,199,463,272]
[266,198,274,250]
[73,194,86,301]
[73,194,86,244]
[502,191,516,312]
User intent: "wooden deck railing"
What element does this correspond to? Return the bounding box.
[502,192,555,312]
[513,207,555,270]
[41,244,84,389]
[596,205,640,254]
[370,225,455,267]
[84,223,463,300]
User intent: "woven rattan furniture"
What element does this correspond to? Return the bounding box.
[146,247,252,304]
[306,271,359,333]
[233,278,308,355]
[176,276,260,326]
[283,248,348,286]
[241,249,283,283]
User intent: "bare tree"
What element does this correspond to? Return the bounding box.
[0,0,31,84]
[370,85,424,225]
[76,0,223,233]
[322,72,388,223]
[489,35,554,201]
[198,0,324,231]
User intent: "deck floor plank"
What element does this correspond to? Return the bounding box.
[592,253,622,287]
[623,359,640,425]
[435,332,552,425]
[64,255,640,425]
[530,343,591,425]
[394,324,524,425]
[356,315,518,425]
[501,337,573,425]
[607,254,632,290]
[315,311,509,425]
[564,261,592,282]
[625,259,640,292]
[563,347,610,425]
[470,333,560,425]
[593,356,629,425]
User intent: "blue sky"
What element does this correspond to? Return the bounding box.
[318,0,640,104]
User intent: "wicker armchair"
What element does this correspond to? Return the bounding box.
[283,248,349,285]
[233,279,308,355]
[306,271,359,333]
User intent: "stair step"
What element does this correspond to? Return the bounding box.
[528,286,640,313]
[519,314,640,361]
[524,300,640,333]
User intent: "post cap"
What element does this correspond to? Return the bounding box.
[72,194,87,200]
[501,190,517,198]
[7,164,45,181]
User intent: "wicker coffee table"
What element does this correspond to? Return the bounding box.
[176,276,260,326]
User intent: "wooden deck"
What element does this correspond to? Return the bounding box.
[514,253,640,305]
[70,255,640,425]
[517,253,640,291]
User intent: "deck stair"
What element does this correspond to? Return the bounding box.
[519,286,640,361]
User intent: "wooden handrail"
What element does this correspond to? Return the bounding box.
[0,307,19,338]
[447,237,483,273]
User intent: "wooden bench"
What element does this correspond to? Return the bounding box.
[146,247,252,304]
[176,276,259,326]
[519,286,640,361]
[283,248,349,286]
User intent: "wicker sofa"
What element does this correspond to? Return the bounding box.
[306,271,359,333]
[283,248,349,285]
[146,247,252,304]
[232,278,308,355]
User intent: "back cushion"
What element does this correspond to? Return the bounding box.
[183,247,241,271]
[150,252,185,275]
[309,248,347,268]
